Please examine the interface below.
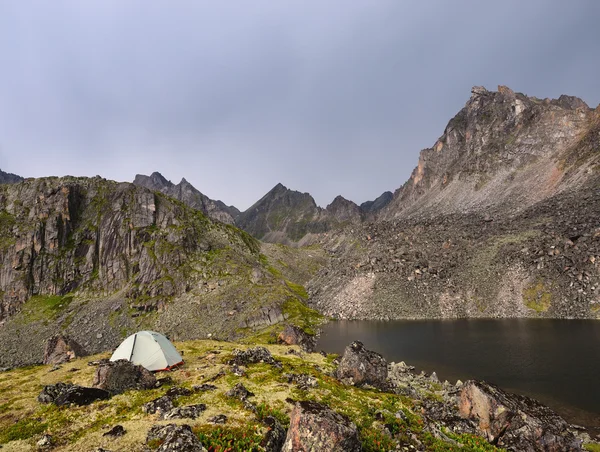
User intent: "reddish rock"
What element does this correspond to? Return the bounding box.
[459,380,582,451]
[335,341,387,389]
[277,324,317,352]
[43,334,87,365]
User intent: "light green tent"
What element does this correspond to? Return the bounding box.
[110,331,183,371]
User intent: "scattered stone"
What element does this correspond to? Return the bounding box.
[165,386,193,398]
[230,363,247,377]
[192,384,217,392]
[230,346,281,368]
[277,324,317,352]
[282,400,361,452]
[36,434,53,449]
[262,415,287,452]
[226,382,254,401]
[163,404,207,420]
[38,383,110,406]
[93,359,156,395]
[284,373,318,390]
[156,376,174,387]
[103,425,126,437]
[143,396,175,417]
[335,341,388,388]
[43,334,87,365]
[208,414,228,424]
[146,424,207,452]
[459,380,582,451]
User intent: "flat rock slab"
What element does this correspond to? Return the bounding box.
[38,383,110,406]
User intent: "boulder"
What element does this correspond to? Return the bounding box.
[93,359,156,395]
[335,341,387,388]
[143,396,175,417]
[165,386,193,398]
[208,414,228,424]
[43,335,87,365]
[226,382,254,401]
[230,346,281,368]
[282,400,362,452]
[38,382,110,406]
[163,404,207,420]
[459,380,582,451]
[262,415,287,452]
[146,424,207,452]
[103,425,126,437]
[277,324,317,352]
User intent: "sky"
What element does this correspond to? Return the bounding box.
[0,1,599,210]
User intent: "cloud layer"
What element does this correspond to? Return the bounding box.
[1,1,598,209]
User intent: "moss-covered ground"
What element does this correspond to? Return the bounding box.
[0,340,503,452]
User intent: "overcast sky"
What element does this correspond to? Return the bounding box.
[0,1,598,210]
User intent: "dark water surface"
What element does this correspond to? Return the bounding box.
[317,319,600,429]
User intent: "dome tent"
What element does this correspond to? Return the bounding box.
[110,331,183,371]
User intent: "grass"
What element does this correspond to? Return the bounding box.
[522,281,552,312]
[18,294,74,323]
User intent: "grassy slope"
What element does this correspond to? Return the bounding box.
[0,340,502,452]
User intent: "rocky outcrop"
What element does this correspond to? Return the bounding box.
[0,169,23,185]
[326,196,363,224]
[282,400,362,452]
[335,341,387,388]
[459,380,582,451]
[93,359,156,395]
[133,172,239,224]
[230,346,281,368]
[43,334,87,365]
[360,191,393,214]
[146,424,208,452]
[277,324,317,352]
[38,382,110,406]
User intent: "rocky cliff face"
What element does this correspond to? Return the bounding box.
[381,86,598,220]
[308,87,600,320]
[0,177,321,367]
[360,191,393,214]
[0,169,23,184]
[133,172,240,224]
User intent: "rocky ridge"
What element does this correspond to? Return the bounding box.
[0,169,23,185]
[133,172,240,224]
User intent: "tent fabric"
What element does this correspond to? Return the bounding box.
[110,331,183,371]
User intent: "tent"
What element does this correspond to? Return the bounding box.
[110,331,183,371]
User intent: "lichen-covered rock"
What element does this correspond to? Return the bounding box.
[459,380,582,451]
[282,400,362,452]
[143,396,174,417]
[38,382,110,406]
[230,346,281,368]
[103,425,126,437]
[226,382,254,401]
[165,386,193,398]
[277,324,317,352]
[335,341,387,388]
[163,404,207,420]
[284,373,318,390]
[93,359,156,395]
[146,424,207,452]
[43,334,87,365]
[262,415,287,452]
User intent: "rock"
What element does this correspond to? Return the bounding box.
[165,386,193,398]
[146,424,207,452]
[284,373,318,390]
[143,396,174,417]
[335,341,387,388]
[192,384,217,392]
[230,346,281,368]
[226,382,254,401]
[262,415,287,452]
[38,382,110,406]
[282,400,362,452]
[43,335,87,365]
[208,414,228,424]
[163,404,207,420]
[93,359,156,395]
[230,363,247,377]
[277,324,317,352]
[103,425,126,437]
[459,380,582,451]
[36,434,53,449]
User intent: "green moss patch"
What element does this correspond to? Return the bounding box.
[523,281,552,312]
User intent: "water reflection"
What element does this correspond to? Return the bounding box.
[317,319,600,429]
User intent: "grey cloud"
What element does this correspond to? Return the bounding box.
[0,0,598,209]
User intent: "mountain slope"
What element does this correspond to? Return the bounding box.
[308,86,600,320]
[133,172,240,224]
[0,176,323,367]
[0,169,23,184]
[381,86,598,220]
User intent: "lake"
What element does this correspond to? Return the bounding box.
[317,319,600,431]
